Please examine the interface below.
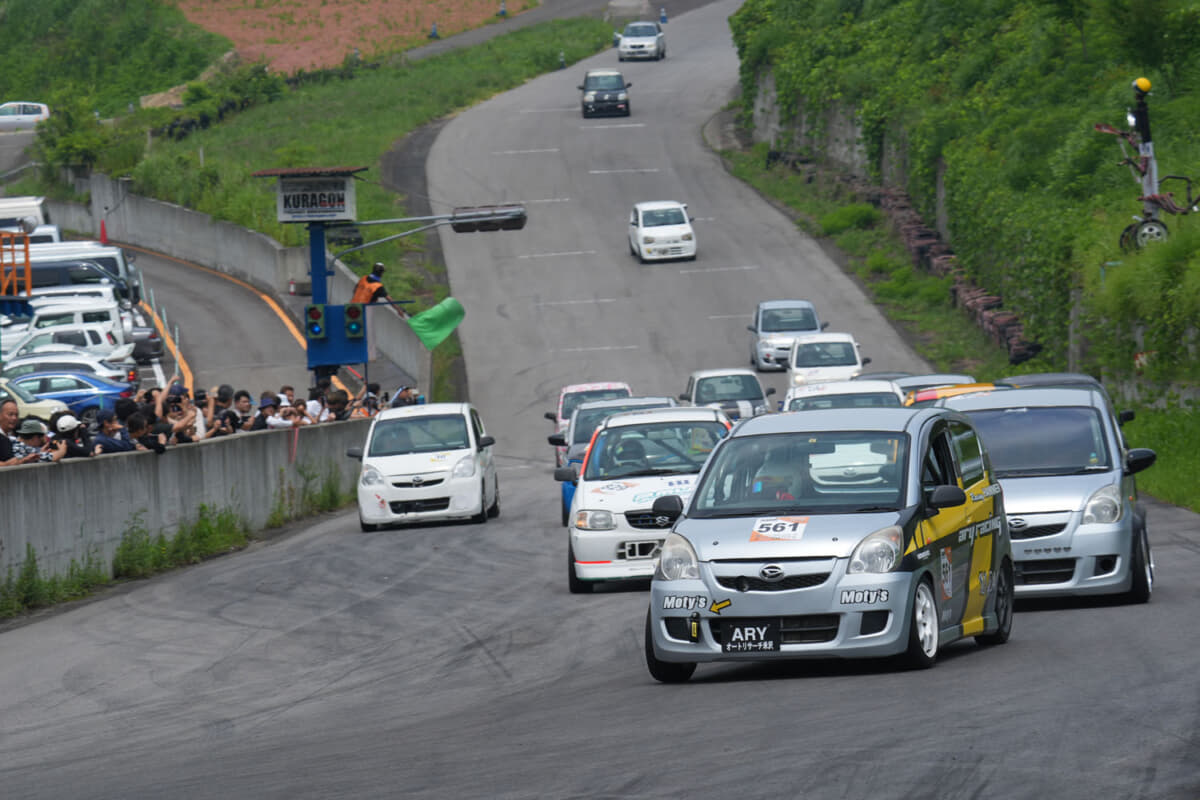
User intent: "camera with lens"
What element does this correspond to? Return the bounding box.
[194,388,208,404]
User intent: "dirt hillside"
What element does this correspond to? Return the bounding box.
[173,0,527,73]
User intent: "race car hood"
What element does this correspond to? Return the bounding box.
[678,511,900,560]
[997,472,1117,514]
[577,474,699,511]
[704,399,757,420]
[790,365,861,384]
[643,223,693,244]
[369,449,470,478]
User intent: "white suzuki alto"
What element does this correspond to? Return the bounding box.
[555,406,731,593]
[347,402,499,531]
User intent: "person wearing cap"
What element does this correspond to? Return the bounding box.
[49,411,94,459]
[11,418,67,463]
[351,262,393,305]
[250,393,293,430]
[93,409,136,454]
[390,385,419,408]
[0,398,39,466]
[205,383,238,436]
[325,389,354,422]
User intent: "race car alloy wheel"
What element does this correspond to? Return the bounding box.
[1126,528,1153,604]
[644,611,696,683]
[975,559,1013,646]
[568,541,593,594]
[902,578,939,669]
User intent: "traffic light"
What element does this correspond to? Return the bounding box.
[450,204,527,232]
[304,304,326,339]
[345,302,365,338]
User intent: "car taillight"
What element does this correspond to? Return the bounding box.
[127,369,137,382]
[119,389,133,398]
[107,332,116,344]
[148,330,159,339]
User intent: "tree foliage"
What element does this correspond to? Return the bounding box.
[730,0,1200,384]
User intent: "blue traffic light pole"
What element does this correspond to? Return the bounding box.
[309,222,328,304]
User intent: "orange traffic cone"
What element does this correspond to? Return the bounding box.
[100,219,108,244]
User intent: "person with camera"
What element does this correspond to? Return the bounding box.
[48,412,94,459]
[11,418,67,463]
[205,384,243,437]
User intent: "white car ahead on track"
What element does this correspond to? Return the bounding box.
[555,407,732,593]
[348,402,499,531]
[617,20,666,61]
[783,380,904,412]
[787,332,870,387]
[629,201,696,263]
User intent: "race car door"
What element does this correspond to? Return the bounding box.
[949,419,1000,636]
[914,421,975,631]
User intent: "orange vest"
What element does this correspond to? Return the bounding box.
[351,275,382,304]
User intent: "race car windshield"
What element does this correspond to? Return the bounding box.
[624,23,657,36]
[789,392,900,411]
[584,421,728,481]
[572,402,672,444]
[690,431,909,516]
[585,74,626,91]
[641,208,687,227]
[694,375,763,404]
[790,341,858,368]
[761,307,817,332]
[368,414,470,456]
[964,406,1112,475]
[561,388,631,421]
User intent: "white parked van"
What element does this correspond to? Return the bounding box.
[28,241,140,303]
[0,196,48,230]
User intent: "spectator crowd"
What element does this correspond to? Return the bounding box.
[0,375,422,466]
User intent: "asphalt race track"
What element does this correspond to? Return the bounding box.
[1,2,1199,798]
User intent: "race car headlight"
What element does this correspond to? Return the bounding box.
[452,454,477,478]
[642,234,656,244]
[792,374,809,385]
[848,525,903,574]
[574,509,615,530]
[655,533,700,581]
[1082,485,1122,525]
[618,91,628,101]
[681,232,694,241]
[752,403,767,415]
[360,465,385,487]
[584,91,596,101]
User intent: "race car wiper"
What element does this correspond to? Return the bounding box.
[850,505,899,513]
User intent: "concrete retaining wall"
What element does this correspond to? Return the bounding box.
[46,174,430,390]
[1,419,370,578]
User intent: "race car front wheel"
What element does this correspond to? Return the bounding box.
[568,542,593,594]
[644,611,696,683]
[1125,528,1153,604]
[900,578,938,669]
[975,559,1013,646]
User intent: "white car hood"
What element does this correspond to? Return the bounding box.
[791,365,861,384]
[621,35,658,47]
[644,223,693,243]
[368,450,470,477]
[578,474,698,511]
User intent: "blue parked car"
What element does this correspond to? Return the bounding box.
[10,370,134,427]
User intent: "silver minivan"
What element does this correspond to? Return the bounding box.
[942,385,1156,602]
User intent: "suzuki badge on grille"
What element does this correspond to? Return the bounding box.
[654,515,671,527]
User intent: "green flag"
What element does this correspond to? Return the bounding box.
[408,297,465,350]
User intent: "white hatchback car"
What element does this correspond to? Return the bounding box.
[0,102,50,132]
[617,20,666,61]
[556,407,731,593]
[629,201,696,263]
[348,402,499,531]
[787,332,870,387]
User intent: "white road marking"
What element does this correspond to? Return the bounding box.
[708,314,751,319]
[589,168,660,174]
[581,123,646,130]
[517,250,597,259]
[536,298,619,306]
[554,345,639,353]
[491,148,560,155]
[679,265,761,274]
[151,358,166,387]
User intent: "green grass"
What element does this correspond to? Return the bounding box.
[1120,404,1200,509]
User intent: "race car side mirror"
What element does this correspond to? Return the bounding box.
[1125,448,1156,475]
[548,433,566,447]
[927,484,966,510]
[544,411,557,421]
[346,447,363,460]
[554,466,578,483]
